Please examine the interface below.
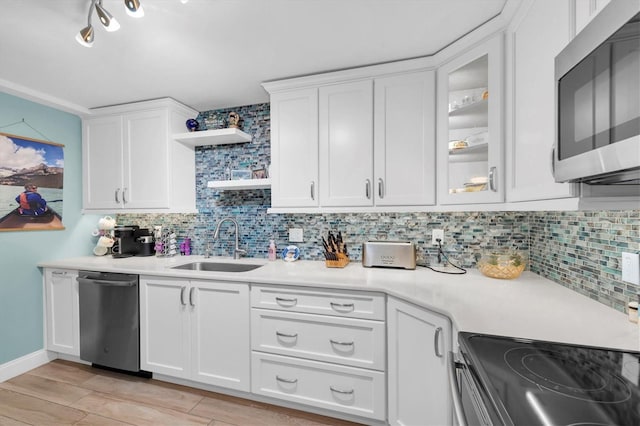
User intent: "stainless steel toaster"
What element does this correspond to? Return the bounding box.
[362,241,416,269]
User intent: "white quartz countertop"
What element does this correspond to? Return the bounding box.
[38,255,640,352]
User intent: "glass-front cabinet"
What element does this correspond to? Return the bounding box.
[437,34,504,204]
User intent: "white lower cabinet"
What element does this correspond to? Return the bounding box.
[251,309,386,370]
[250,285,386,421]
[252,352,386,420]
[140,276,250,391]
[44,268,79,356]
[387,297,452,426]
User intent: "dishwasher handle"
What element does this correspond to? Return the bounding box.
[77,273,138,287]
[448,351,468,426]
[77,278,136,287]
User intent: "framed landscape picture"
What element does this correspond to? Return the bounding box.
[0,132,65,231]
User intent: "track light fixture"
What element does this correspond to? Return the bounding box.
[76,0,144,47]
[124,0,144,18]
[95,1,121,32]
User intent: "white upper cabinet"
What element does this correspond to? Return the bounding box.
[270,88,319,208]
[437,34,505,204]
[506,0,576,202]
[83,115,124,210]
[266,69,436,211]
[374,71,436,206]
[319,80,374,207]
[83,98,197,213]
[574,0,611,36]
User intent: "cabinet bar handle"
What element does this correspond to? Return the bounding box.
[330,302,354,312]
[115,188,120,203]
[489,167,497,192]
[276,331,298,339]
[189,287,195,307]
[122,187,128,204]
[180,286,186,306]
[52,271,67,276]
[275,297,297,306]
[550,148,556,174]
[378,178,384,199]
[276,375,298,384]
[330,339,354,346]
[365,179,371,199]
[434,327,443,358]
[310,181,315,200]
[330,386,354,395]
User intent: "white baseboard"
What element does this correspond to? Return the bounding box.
[0,350,56,382]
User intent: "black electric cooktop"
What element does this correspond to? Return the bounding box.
[458,332,640,425]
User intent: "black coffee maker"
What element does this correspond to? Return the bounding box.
[113,226,153,257]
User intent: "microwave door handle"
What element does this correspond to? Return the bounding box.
[448,351,468,426]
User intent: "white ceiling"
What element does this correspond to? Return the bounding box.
[0,0,511,114]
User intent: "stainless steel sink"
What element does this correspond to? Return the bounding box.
[171,262,263,272]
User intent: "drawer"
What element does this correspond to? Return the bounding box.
[251,285,385,320]
[251,309,385,370]
[251,352,386,421]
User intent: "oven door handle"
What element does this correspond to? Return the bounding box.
[448,351,468,426]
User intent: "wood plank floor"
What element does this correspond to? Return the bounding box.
[0,360,362,426]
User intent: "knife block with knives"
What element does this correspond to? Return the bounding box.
[322,231,349,268]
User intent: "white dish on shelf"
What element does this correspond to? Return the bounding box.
[469,176,488,184]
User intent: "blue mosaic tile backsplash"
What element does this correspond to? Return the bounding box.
[118,102,640,314]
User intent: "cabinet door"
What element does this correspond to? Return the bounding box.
[319,80,374,207]
[44,269,79,356]
[387,297,451,426]
[140,277,190,378]
[574,0,611,36]
[123,109,170,209]
[191,281,250,391]
[437,34,504,204]
[83,115,124,209]
[270,89,319,208]
[507,0,576,202]
[374,71,436,206]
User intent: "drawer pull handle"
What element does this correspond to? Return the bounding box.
[330,339,354,346]
[330,302,355,312]
[276,375,298,384]
[330,386,354,395]
[275,297,298,306]
[276,331,298,339]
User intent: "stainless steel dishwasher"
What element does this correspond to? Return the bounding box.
[77,271,141,373]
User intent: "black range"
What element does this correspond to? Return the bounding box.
[453,332,640,425]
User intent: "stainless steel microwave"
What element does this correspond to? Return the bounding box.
[554,1,640,185]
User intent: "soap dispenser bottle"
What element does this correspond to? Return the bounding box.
[268,239,277,261]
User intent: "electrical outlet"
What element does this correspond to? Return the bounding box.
[432,229,444,246]
[622,252,640,285]
[289,228,304,243]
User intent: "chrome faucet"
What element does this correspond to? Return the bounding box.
[213,217,247,259]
